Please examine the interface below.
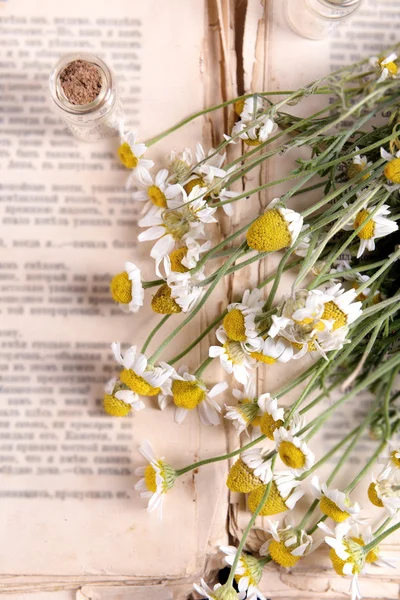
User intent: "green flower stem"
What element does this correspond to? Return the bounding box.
[363,522,400,554]
[144,91,307,146]
[141,315,170,354]
[226,457,276,588]
[304,187,385,285]
[168,310,227,365]
[148,243,246,364]
[176,339,400,479]
[373,515,395,537]
[344,440,387,494]
[259,556,272,566]
[356,247,400,297]
[358,291,400,321]
[199,250,269,287]
[258,258,303,289]
[175,434,266,477]
[383,367,399,440]
[298,423,363,482]
[194,356,213,378]
[315,259,387,284]
[190,223,252,276]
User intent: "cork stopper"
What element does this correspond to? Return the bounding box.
[60,59,102,105]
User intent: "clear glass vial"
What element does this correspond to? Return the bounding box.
[49,53,122,142]
[285,0,363,40]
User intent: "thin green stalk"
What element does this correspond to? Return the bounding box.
[345,440,386,494]
[168,310,227,365]
[141,315,170,354]
[194,356,213,378]
[175,434,266,477]
[383,367,399,440]
[363,522,400,554]
[148,243,246,364]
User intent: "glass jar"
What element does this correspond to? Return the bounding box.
[49,53,122,142]
[284,0,363,40]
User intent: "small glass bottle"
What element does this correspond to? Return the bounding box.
[49,53,122,142]
[284,0,363,40]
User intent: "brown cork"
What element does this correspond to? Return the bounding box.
[60,59,102,105]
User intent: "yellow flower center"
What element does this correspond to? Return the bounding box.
[234,99,245,116]
[278,440,306,469]
[103,393,131,417]
[353,209,375,240]
[110,271,132,304]
[148,185,167,208]
[380,58,398,75]
[171,379,205,410]
[347,163,364,179]
[259,413,283,440]
[226,458,263,493]
[319,496,350,522]
[245,137,262,146]
[223,308,247,342]
[384,157,400,184]
[183,177,205,195]
[248,481,288,516]
[329,548,348,576]
[367,482,384,507]
[249,351,276,364]
[118,142,139,169]
[169,247,189,273]
[151,284,182,314]
[246,209,291,252]
[144,464,157,493]
[269,540,300,568]
[329,537,366,576]
[120,369,160,396]
[321,301,347,330]
[391,449,400,468]
[365,544,380,564]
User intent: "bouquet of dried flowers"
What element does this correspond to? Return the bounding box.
[105,48,400,600]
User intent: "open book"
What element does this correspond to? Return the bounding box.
[1,1,399,599]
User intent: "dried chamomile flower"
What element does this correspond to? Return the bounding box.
[193,580,245,600]
[249,336,294,365]
[111,342,173,397]
[367,467,400,515]
[132,167,181,213]
[246,198,303,253]
[247,471,303,516]
[110,261,144,313]
[226,447,272,493]
[260,518,313,568]
[118,131,154,180]
[343,198,398,258]
[311,476,361,523]
[158,364,228,426]
[151,283,182,314]
[274,428,315,475]
[134,440,176,520]
[222,288,263,345]
[370,52,398,83]
[224,379,261,435]
[103,376,145,417]
[221,545,266,599]
[209,329,256,385]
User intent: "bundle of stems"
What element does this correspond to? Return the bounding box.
[106,47,400,600]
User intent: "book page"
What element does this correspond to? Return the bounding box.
[229,0,400,596]
[0,0,230,595]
